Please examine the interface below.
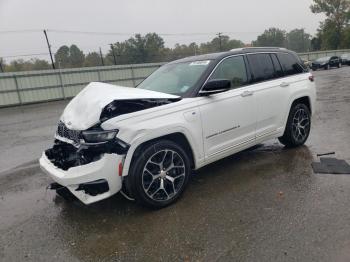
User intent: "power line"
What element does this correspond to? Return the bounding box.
[45,29,262,36]
[0,29,262,37]
[0,29,42,34]
[1,53,52,58]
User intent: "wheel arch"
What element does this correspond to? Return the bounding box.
[281,95,312,132]
[291,96,312,114]
[122,131,197,177]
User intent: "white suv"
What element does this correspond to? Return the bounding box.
[40,47,316,208]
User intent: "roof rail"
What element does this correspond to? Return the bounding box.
[230,47,287,51]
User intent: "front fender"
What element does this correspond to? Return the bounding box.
[119,126,203,177]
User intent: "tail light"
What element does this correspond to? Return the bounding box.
[118,162,123,176]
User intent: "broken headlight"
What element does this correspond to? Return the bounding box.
[82,130,118,143]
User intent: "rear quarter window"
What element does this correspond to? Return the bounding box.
[277,53,305,76]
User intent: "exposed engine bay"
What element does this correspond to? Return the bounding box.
[46,97,181,170]
[99,98,181,122]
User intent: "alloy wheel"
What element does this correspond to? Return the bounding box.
[291,108,310,142]
[142,149,186,202]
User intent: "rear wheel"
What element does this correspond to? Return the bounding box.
[279,103,311,148]
[125,140,191,208]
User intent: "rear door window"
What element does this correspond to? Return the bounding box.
[270,54,284,77]
[247,53,276,82]
[277,53,305,76]
[209,56,248,89]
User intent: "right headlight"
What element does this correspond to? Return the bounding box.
[82,130,118,143]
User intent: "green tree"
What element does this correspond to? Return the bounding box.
[286,29,312,52]
[69,44,85,67]
[319,20,341,49]
[311,37,322,51]
[31,59,51,70]
[310,0,350,49]
[54,45,70,68]
[200,35,244,53]
[253,28,286,47]
[340,26,350,48]
[107,33,166,65]
[84,52,101,67]
[172,43,199,59]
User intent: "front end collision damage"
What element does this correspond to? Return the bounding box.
[40,82,182,204]
[41,123,131,204]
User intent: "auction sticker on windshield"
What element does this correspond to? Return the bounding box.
[189,60,211,66]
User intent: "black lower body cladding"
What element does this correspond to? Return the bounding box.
[45,139,129,171]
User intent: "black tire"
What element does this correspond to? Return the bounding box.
[278,103,311,148]
[125,139,191,208]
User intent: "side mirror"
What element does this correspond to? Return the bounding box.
[199,79,231,96]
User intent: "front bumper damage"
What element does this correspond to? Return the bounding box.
[40,138,129,205]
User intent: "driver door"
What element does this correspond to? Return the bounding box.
[199,55,257,159]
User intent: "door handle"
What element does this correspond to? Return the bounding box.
[240,90,254,97]
[280,82,290,87]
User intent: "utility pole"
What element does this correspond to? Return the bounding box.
[217,32,223,51]
[110,44,117,65]
[43,30,55,69]
[99,47,105,66]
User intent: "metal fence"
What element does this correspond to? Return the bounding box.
[0,49,349,107]
[298,49,350,61]
[0,63,163,107]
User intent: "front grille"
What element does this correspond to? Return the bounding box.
[56,121,81,144]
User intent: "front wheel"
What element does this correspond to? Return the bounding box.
[279,103,311,148]
[125,140,191,208]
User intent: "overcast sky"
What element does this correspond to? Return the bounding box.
[0,0,323,61]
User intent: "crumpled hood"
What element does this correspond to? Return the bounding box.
[61,82,179,130]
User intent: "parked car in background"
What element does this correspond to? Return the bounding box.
[40,47,316,208]
[311,56,341,71]
[340,54,350,66]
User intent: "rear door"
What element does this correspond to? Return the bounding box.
[246,53,290,138]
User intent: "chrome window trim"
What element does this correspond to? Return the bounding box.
[199,54,248,95]
[198,51,304,96]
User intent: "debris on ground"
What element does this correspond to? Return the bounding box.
[312,157,350,174]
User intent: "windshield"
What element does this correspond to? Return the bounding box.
[316,57,330,62]
[137,60,212,95]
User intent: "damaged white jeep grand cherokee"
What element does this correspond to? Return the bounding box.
[40,47,316,208]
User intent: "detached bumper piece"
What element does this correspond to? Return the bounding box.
[40,139,129,205]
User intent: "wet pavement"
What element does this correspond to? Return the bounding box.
[0,67,350,261]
